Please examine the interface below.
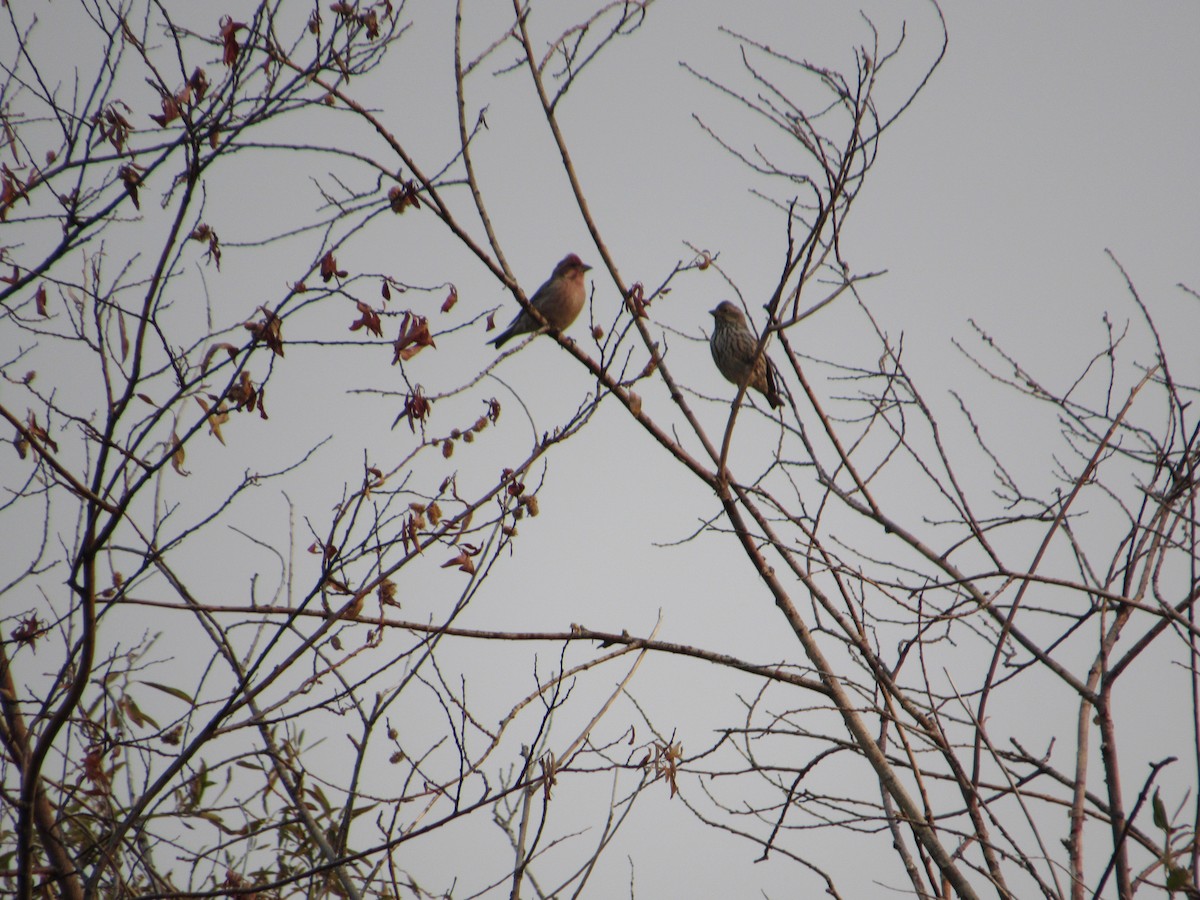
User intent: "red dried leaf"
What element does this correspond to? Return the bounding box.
[83,746,111,792]
[440,285,458,314]
[189,223,221,269]
[391,311,435,363]
[1,163,29,221]
[219,16,247,67]
[34,283,47,317]
[381,280,391,301]
[243,306,284,357]
[11,613,43,648]
[308,541,338,562]
[26,412,58,453]
[93,103,134,152]
[150,94,180,128]
[625,282,648,318]
[227,370,258,412]
[118,164,142,209]
[398,386,430,433]
[404,513,420,551]
[485,310,496,331]
[361,9,380,38]
[349,300,383,338]
[441,544,479,575]
[319,250,346,283]
[118,307,129,359]
[387,180,421,214]
[189,67,209,102]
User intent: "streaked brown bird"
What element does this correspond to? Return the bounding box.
[709,300,782,409]
[488,253,592,348]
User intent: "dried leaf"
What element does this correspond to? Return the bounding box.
[397,386,430,433]
[319,250,347,283]
[149,93,180,128]
[441,545,478,575]
[440,285,457,314]
[625,282,648,318]
[189,67,209,102]
[378,578,397,606]
[1,114,19,164]
[638,353,658,380]
[201,343,239,373]
[94,103,134,153]
[361,9,380,39]
[219,16,247,67]
[387,180,421,213]
[83,746,111,792]
[118,163,143,209]
[1,163,29,220]
[10,613,43,647]
[349,300,383,337]
[227,370,258,412]
[391,311,435,363]
[196,396,229,444]
[243,306,284,357]
[34,283,47,317]
[170,431,188,476]
[26,412,58,453]
[189,223,221,269]
[342,591,365,619]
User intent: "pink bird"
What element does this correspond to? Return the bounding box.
[489,254,592,348]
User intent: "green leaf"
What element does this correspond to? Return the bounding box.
[1167,865,1190,891]
[1153,789,1169,831]
[139,680,197,705]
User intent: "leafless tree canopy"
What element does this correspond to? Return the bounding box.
[2,2,1198,898]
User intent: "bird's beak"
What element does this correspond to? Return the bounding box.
[709,308,718,317]
[582,264,593,272]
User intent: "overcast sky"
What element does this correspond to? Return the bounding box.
[5,1,1200,896]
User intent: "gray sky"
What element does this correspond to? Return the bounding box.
[5,0,1200,896]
